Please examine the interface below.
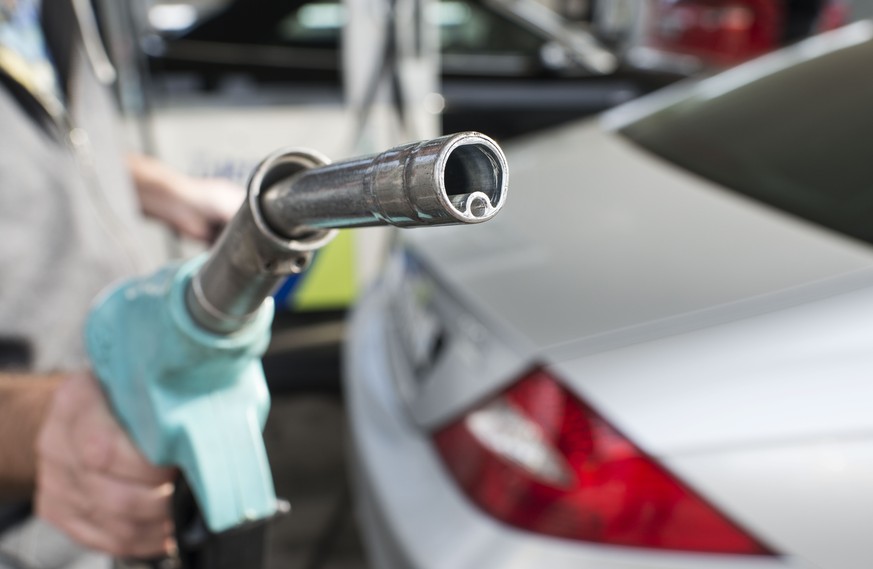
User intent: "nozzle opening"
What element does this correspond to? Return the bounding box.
[442,141,506,221]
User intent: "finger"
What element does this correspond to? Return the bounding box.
[76,420,175,484]
[40,461,174,524]
[80,472,174,523]
[170,206,213,241]
[42,373,174,484]
[55,512,172,559]
[195,179,245,222]
[40,437,173,524]
[93,513,175,559]
[37,484,174,559]
[37,458,95,522]
[67,384,175,485]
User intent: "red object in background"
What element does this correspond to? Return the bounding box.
[647,0,784,67]
[817,0,851,32]
[433,369,776,555]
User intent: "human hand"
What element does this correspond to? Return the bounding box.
[129,153,246,243]
[35,372,176,558]
[153,175,245,243]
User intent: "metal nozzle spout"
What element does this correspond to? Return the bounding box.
[259,131,508,237]
[187,132,508,334]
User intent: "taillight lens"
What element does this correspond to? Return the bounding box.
[647,0,783,67]
[433,369,775,555]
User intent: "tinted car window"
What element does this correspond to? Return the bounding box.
[185,0,544,72]
[619,30,873,244]
[439,0,541,56]
[275,0,344,44]
[273,0,541,54]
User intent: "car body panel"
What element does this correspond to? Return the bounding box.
[550,279,873,456]
[399,116,873,432]
[381,249,536,428]
[405,122,873,356]
[664,438,873,569]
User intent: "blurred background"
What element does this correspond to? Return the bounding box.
[88,1,873,567]
[91,0,869,367]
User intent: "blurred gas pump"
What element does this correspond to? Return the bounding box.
[343,0,440,148]
[342,0,443,301]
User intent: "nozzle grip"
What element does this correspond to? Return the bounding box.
[85,256,277,533]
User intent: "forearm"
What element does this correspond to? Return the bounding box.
[0,374,62,499]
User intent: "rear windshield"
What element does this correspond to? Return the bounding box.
[619,25,873,244]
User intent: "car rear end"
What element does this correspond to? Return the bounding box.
[344,249,797,569]
[344,180,873,569]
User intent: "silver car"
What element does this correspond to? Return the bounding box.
[343,21,873,569]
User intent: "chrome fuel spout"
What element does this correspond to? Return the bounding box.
[188,131,508,334]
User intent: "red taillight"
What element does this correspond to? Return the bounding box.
[647,0,783,67]
[433,369,775,555]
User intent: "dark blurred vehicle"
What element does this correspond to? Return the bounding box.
[141,0,863,140]
[142,0,677,140]
[343,22,873,569]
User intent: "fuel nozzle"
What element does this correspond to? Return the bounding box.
[187,132,509,334]
[85,133,507,564]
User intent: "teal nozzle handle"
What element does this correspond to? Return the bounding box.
[85,256,277,532]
